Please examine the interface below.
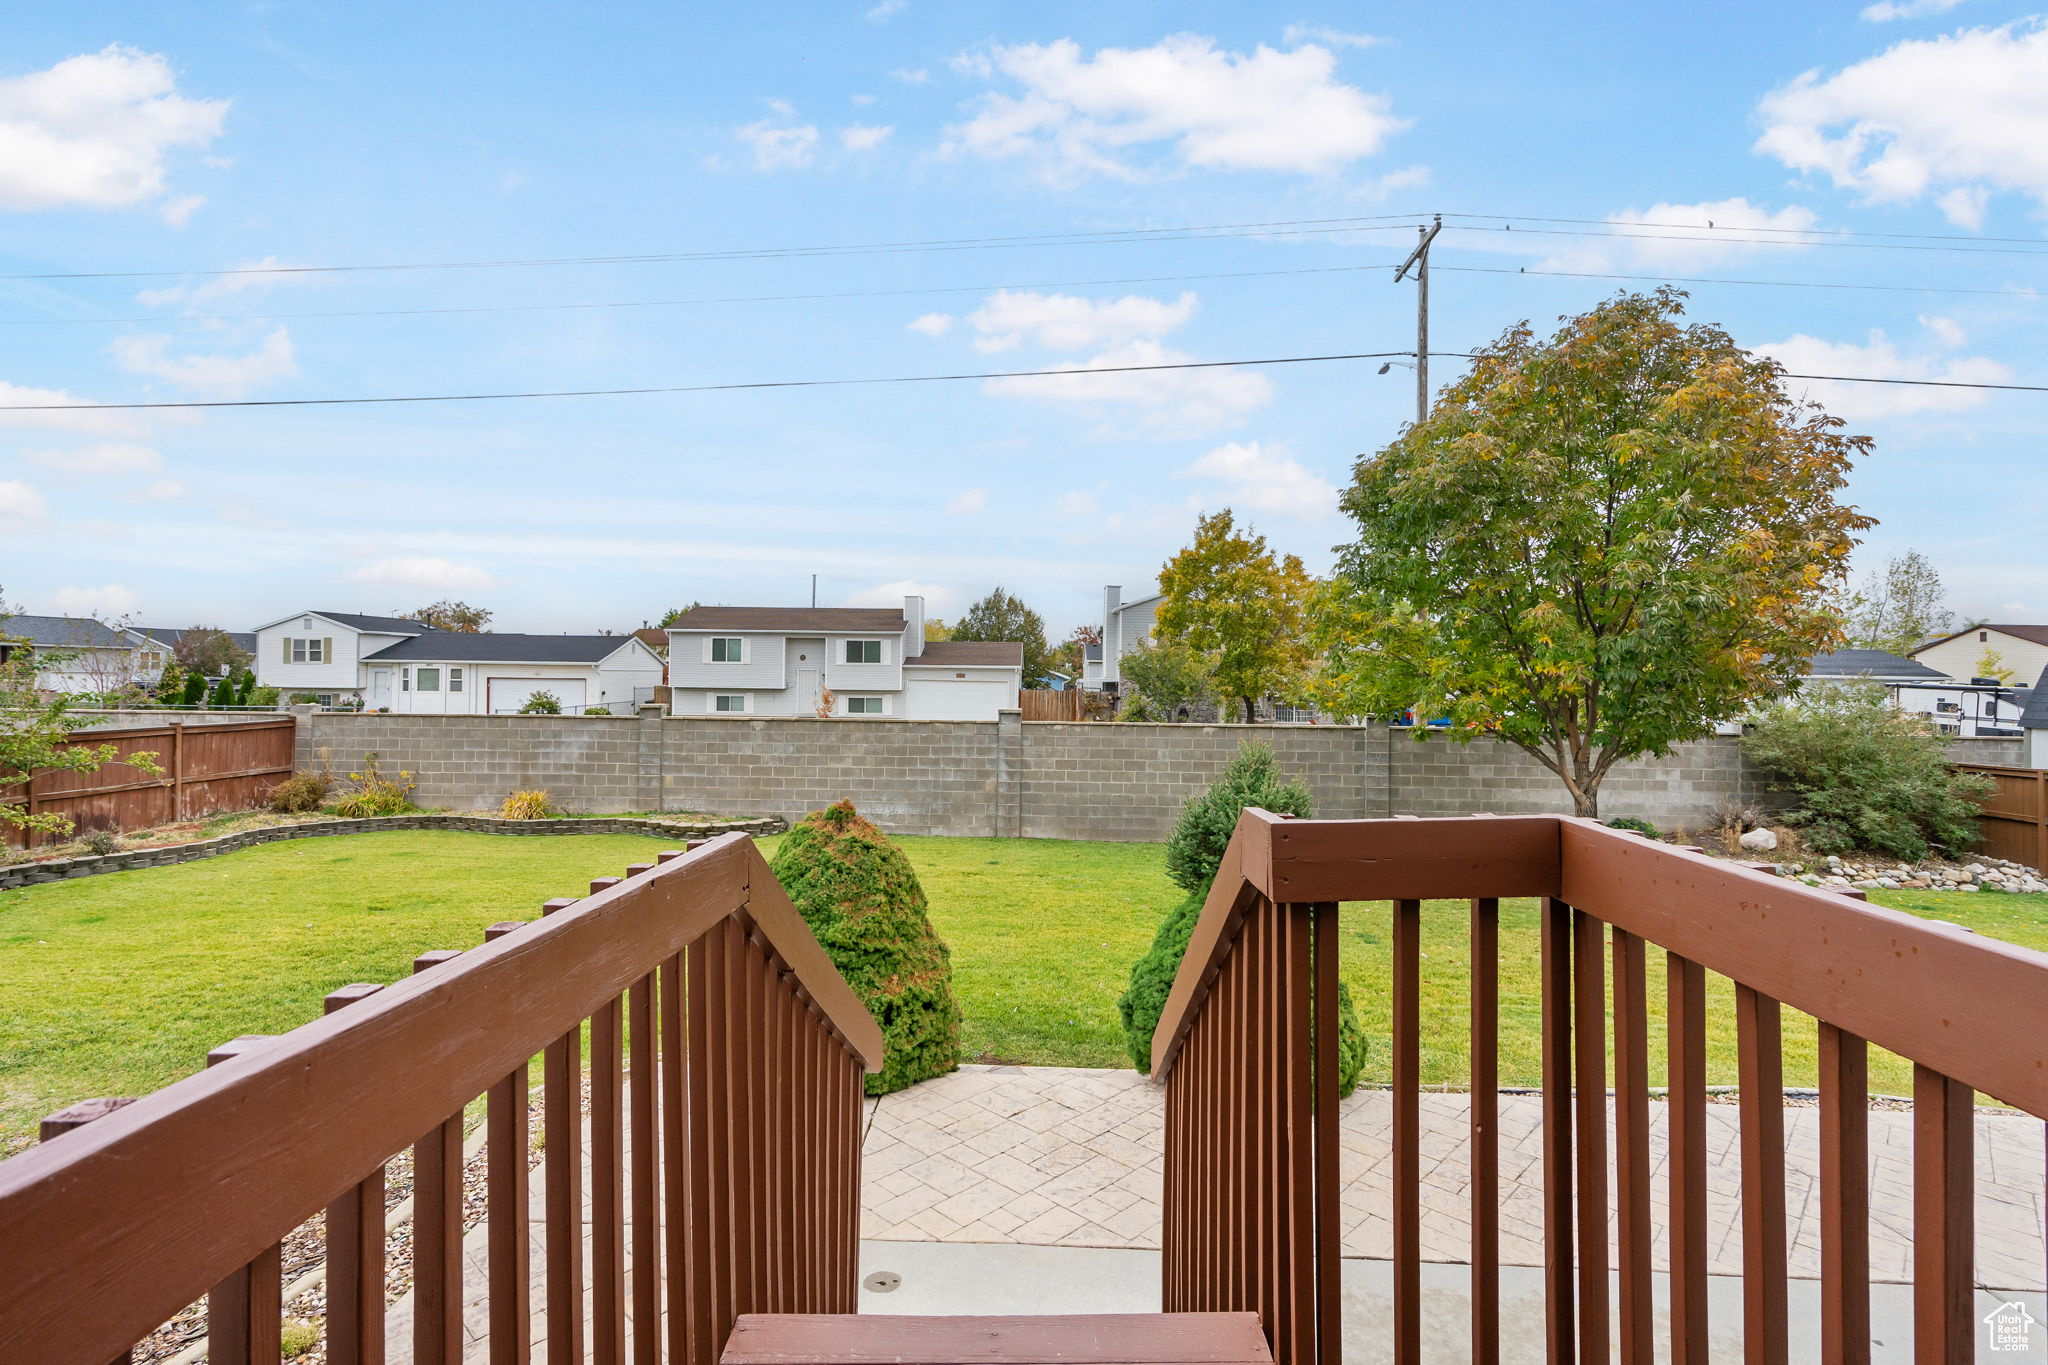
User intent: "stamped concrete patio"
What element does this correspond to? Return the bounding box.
[860,1064,2048,1293]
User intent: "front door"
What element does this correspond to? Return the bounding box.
[369,668,392,709]
[797,669,821,718]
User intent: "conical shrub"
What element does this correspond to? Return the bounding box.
[769,800,961,1095]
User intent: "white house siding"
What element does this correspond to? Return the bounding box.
[1914,631,2048,687]
[593,648,664,710]
[256,619,409,695]
[904,666,1019,720]
[667,632,789,691]
[822,634,903,692]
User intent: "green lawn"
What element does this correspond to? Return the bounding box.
[3,830,2043,1153]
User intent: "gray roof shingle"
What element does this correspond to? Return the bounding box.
[0,614,135,649]
[667,606,907,633]
[135,626,259,654]
[905,641,1025,668]
[1803,648,1950,681]
[362,631,633,664]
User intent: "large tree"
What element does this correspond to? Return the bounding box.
[1837,549,1952,656]
[403,600,491,632]
[1314,289,1871,818]
[172,626,252,678]
[952,587,1053,687]
[1156,510,1313,722]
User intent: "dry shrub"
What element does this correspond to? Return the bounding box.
[267,771,331,813]
[499,789,555,820]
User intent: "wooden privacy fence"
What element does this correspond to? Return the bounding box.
[1,715,296,849]
[1955,761,2048,870]
[1018,689,1084,722]
[0,833,885,1365]
[1152,810,2048,1365]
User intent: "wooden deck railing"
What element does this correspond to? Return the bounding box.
[0,832,885,1365]
[1152,810,2048,1365]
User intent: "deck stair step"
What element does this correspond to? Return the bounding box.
[721,1313,1274,1365]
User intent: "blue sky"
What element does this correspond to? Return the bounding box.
[2,1,2045,636]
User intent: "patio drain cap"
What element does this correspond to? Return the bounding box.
[862,1270,902,1294]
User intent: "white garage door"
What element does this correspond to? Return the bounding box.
[904,677,1014,721]
[488,678,588,714]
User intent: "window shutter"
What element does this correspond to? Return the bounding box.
[282,637,290,663]
[323,638,333,664]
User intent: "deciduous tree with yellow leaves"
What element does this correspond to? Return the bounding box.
[1157,510,1314,723]
[1313,289,1872,818]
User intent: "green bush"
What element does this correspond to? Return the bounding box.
[329,753,418,818]
[769,800,961,1095]
[583,705,611,716]
[1605,816,1662,839]
[1741,683,1991,860]
[1120,742,1366,1096]
[208,676,236,707]
[1165,742,1314,894]
[518,691,563,714]
[180,674,207,706]
[267,771,330,813]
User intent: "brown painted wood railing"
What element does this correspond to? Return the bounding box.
[1152,810,2048,1365]
[0,832,885,1365]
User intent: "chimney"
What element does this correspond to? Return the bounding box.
[1102,585,1123,686]
[903,594,925,651]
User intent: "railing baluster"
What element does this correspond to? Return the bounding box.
[1284,903,1314,1365]
[40,1099,143,1365]
[667,945,697,1365]
[593,980,626,1365]
[1471,897,1500,1365]
[1667,953,1710,1365]
[1571,909,1610,1362]
[1312,900,1340,1365]
[541,895,586,1365]
[1912,1065,1974,1365]
[629,969,659,1365]
[1256,902,1277,1356]
[410,951,465,1365]
[1539,897,1575,1365]
[322,983,386,1365]
[1736,984,1790,1364]
[198,1039,282,1365]
[1818,1022,1870,1365]
[482,919,529,1365]
[1391,897,1422,1365]
[1612,928,1653,1365]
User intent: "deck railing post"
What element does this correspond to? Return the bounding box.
[37,1098,140,1365]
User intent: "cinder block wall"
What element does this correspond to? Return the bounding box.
[295,711,2034,842]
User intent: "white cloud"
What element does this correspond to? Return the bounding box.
[52,584,138,617]
[0,46,227,213]
[1534,198,1819,272]
[158,193,204,227]
[23,442,161,475]
[1280,25,1382,50]
[1178,441,1338,520]
[845,578,958,614]
[0,479,49,520]
[945,33,1405,179]
[137,257,301,310]
[345,556,502,592]
[1861,0,1963,20]
[1756,23,2048,224]
[1757,327,2014,418]
[908,311,954,336]
[110,326,297,397]
[123,478,186,503]
[840,123,893,151]
[983,338,1273,436]
[850,93,877,106]
[890,68,931,84]
[735,119,819,171]
[945,488,988,514]
[1919,313,1967,346]
[865,0,906,21]
[0,380,150,437]
[967,289,1197,353]
[1055,490,1100,517]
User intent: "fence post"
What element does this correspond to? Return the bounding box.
[169,721,185,822]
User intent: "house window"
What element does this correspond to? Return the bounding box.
[711,637,744,662]
[417,667,441,692]
[1980,631,1989,642]
[845,640,882,664]
[288,638,329,664]
[448,668,463,693]
[846,696,884,715]
[713,694,748,713]
[401,668,411,691]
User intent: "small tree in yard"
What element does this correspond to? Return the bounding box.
[953,587,1054,688]
[1118,743,1366,1094]
[1741,684,1991,861]
[1116,637,1213,721]
[518,690,562,714]
[1315,289,1872,818]
[1,591,162,841]
[1157,510,1314,723]
[1837,550,1951,657]
[403,600,492,633]
[770,801,960,1094]
[172,626,252,679]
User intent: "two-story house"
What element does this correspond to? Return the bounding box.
[253,610,664,713]
[1082,584,1163,693]
[0,614,166,697]
[665,597,1022,721]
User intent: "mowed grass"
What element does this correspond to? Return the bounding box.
[4,829,2044,1152]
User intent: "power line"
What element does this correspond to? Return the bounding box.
[1442,221,2048,258]
[3,350,2043,416]
[1441,211,2048,250]
[1436,262,2040,299]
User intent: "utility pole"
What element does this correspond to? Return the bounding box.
[810,573,817,608]
[1394,215,1442,426]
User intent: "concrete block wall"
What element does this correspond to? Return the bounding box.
[297,712,645,813]
[1386,731,1769,826]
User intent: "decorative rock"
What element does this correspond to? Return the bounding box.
[1738,827,1779,852]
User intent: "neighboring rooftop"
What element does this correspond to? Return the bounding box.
[1915,623,2048,652]
[361,631,636,664]
[666,606,908,633]
[2022,667,2048,731]
[0,614,136,649]
[906,641,1025,668]
[134,626,259,654]
[1802,648,1950,681]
